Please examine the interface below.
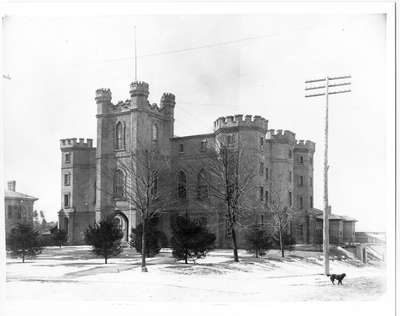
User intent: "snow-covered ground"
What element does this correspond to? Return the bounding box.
[5,246,386,302]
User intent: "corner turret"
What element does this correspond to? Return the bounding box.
[95,89,112,114]
[160,92,175,117]
[130,81,149,108]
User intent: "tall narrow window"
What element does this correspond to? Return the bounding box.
[265,190,269,205]
[260,214,264,226]
[197,169,208,200]
[64,194,70,208]
[177,171,187,199]
[288,191,292,207]
[115,122,124,150]
[8,205,12,218]
[152,124,158,142]
[260,187,264,201]
[299,156,304,164]
[151,171,158,197]
[299,196,304,209]
[310,196,313,208]
[266,168,269,181]
[200,140,207,152]
[260,137,264,149]
[289,171,292,183]
[299,176,304,186]
[65,153,71,163]
[114,169,125,198]
[259,162,264,175]
[289,150,292,159]
[64,173,71,186]
[179,144,184,153]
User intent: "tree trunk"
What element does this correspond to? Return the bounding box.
[185,250,188,264]
[141,219,148,272]
[105,255,108,264]
[22,249,25,263]
[231,227,239,262]
[279,229,284,258]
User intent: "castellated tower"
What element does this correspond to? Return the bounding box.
[58,138,96,244]
[95,81,175,242]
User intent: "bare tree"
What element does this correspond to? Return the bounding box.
[99,145,172,272]
[268,189,292,258]
[191,136,258,262]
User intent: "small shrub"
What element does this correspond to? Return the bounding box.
[171,215,216,264]
[245,225,273,258]
[130,216,168,257]
[84,218,123,264]
[6,223,43,262]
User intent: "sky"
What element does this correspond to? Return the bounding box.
[2,12,391,231]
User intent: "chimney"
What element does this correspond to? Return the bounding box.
[8,180,16,192]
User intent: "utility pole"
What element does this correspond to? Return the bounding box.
[134,26,137,81]
[305,75,351,275]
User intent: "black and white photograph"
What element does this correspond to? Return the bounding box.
[0,2,396,316]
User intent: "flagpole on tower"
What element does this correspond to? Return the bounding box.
[134,26,137,81]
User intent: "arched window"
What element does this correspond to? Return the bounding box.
[197,169,208,200]
[152,123,158,142]
[115,122,124,150]
[177,171,187,200]
[114,169,125,198]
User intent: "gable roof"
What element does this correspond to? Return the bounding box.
[4,190,38,201]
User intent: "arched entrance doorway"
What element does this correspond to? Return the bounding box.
[113,212,129,242]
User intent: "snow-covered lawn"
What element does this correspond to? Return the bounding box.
[5,246,386,302]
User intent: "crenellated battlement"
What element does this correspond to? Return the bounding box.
[160,93,176,109]
[95,88,112,102]
[60,138,94,149]
[129,81,149,97]
[294,139,315,151]
[213,114,268,132]
[266,129,296,143]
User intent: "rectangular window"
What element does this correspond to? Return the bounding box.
[299,196,304,209]
[179,144,184,153]
[260,214,264,226]
[200,140,207,152]
[289,150,292,159]
[260,137,264,149]
[310,196,313,208]
[64,194,70,208]
[299,156,304,164]
[227,135,234,145]
[259,162,264,175]
[265,191,269,205]
[266,168,269,181]
[299,176,304,186]
[64,174,71,186]
[288,191,292,206]
[260,187,264,201]
[65,153,71,163]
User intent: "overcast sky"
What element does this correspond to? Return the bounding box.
[2,13,389,231]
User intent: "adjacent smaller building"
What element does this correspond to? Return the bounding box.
[4,180,38,234]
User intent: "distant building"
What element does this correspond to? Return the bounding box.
[5,180,38,234]
[58,80,357,247]
[355,232,386,244]
[313,208,357,244]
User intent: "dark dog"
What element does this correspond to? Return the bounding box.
[327,273,346,285]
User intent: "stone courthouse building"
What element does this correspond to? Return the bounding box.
[59,81,356,246]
